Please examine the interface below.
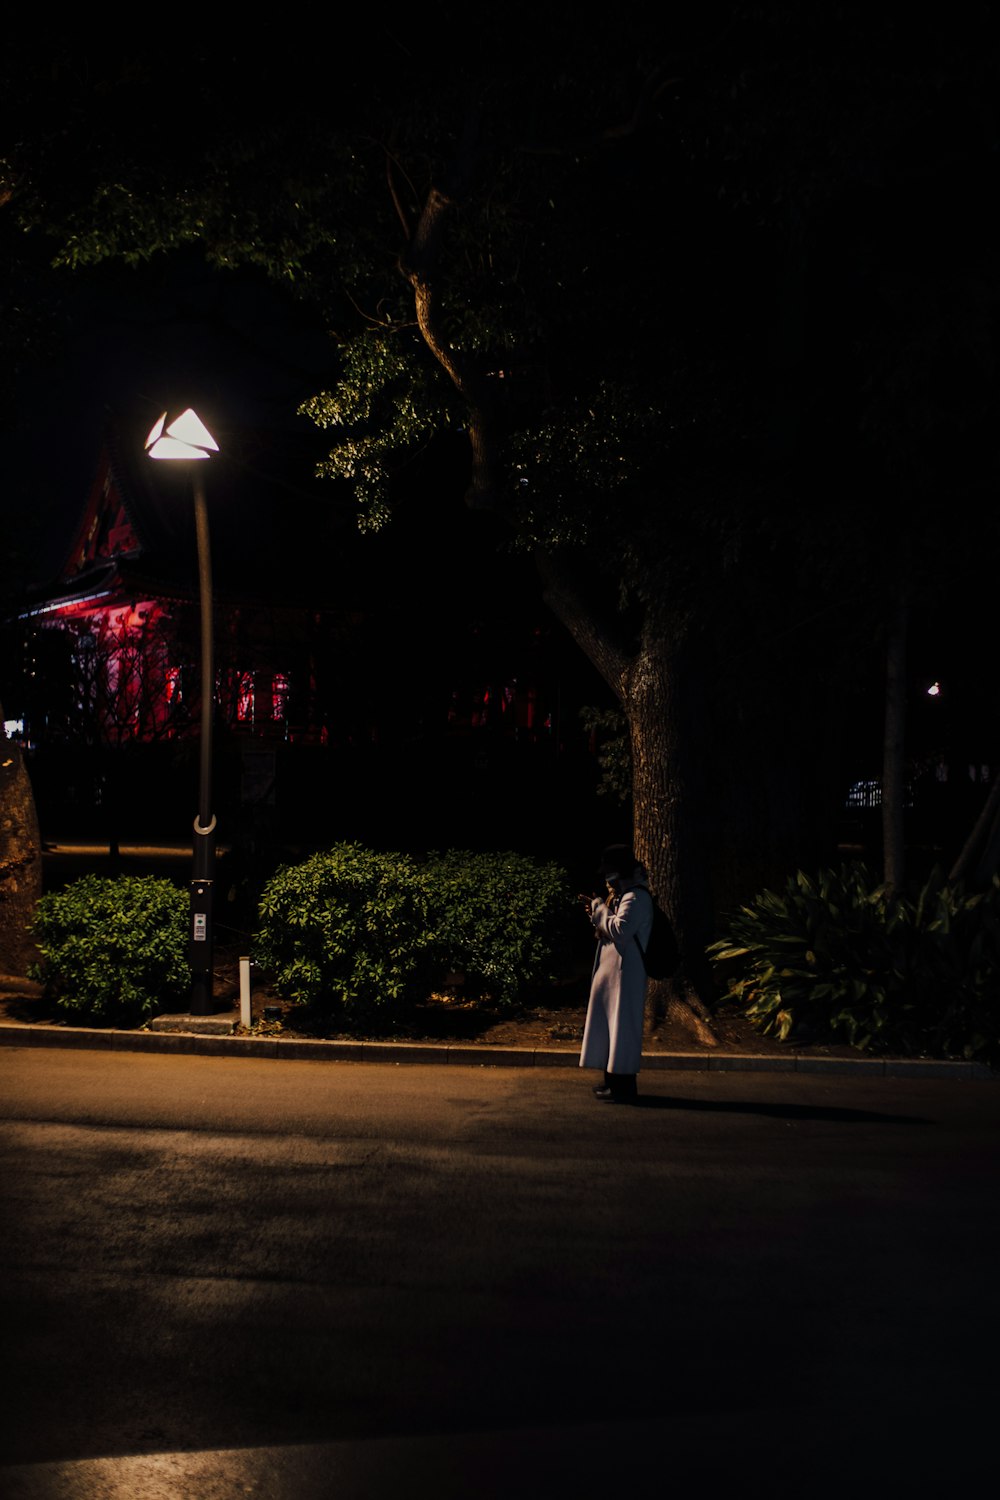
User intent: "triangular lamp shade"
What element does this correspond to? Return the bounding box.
[146,409,219,460]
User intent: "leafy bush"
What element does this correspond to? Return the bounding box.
[253,843,433,1017]
[253,843,576,1019]
[29,875,189,1025]
[708,863,1000,1062]
[423,849,575,1004]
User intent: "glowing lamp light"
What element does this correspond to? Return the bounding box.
[927,682,942,697]
[145,409,219,460]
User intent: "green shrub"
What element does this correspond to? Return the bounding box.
[29,875,189,1025]
[423,849,575,1004]
[708,863,1000,1062]
[253,843,576,1018]
[253,843,432,1017]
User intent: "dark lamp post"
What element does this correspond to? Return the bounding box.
[145,408,219,1016]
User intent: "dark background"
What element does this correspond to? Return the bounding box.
[2,11,997,899]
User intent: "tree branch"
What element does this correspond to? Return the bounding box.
[950,771,1000,886]
[385,147,416,239]
[534,551,632,696]
[399,186,502,509]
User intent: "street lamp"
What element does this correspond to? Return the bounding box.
[146,408,219,1016]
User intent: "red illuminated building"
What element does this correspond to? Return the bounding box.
[5,422,584,850]
[13,427,329,749]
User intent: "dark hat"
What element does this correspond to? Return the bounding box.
[598,843,637,877]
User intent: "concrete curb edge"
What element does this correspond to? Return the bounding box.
[0,1019,994,1079]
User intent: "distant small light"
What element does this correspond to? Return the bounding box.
[927,682,942,697]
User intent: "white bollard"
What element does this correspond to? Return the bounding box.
[239,957,252,1029]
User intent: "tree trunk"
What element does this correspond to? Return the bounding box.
[882,591,907,891]
[625,626,717,1043]
[0,708,43,977]
[950,770,1000,887]
[536,561,717,1042]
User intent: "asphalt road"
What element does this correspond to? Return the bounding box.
[1,1048,997,1498]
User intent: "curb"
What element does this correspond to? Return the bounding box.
[0,1019,994,1079]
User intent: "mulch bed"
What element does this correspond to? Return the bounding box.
[0,952,863,1060]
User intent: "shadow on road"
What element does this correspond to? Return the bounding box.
[630,1094,933,1125]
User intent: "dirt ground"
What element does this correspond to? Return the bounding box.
[6,846,866,1058]
[0,925,888,1061]
[0,945,866,1061]
[205,945,832,1055]
[4,848,973,1064]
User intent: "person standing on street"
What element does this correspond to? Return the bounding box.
[579,843,653,1103]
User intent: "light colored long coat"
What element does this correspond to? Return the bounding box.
[579,879,653,1075]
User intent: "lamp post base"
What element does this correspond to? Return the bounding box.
[189,970,215,1018]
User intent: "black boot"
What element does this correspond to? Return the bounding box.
[616,1073,638,1102]
[600,1072,637,1103]
[592,1070,612,1097]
